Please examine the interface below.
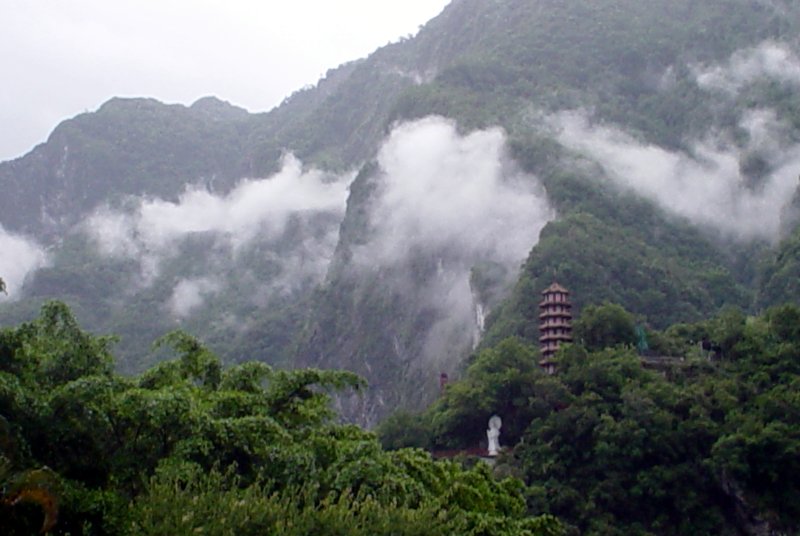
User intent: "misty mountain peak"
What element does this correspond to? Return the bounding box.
[190,97,250,122]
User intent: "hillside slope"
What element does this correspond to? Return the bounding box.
[297,0,800,422]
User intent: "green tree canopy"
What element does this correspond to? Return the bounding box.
[573,302,637,352]
[0,302,562,535]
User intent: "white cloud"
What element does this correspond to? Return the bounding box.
[551,110,800,241]
[355,117,556,365]
[168,277,221,319]
[0,226,48,300]
[85,154,353,291]
[137,155,348,250]
[363,117,555,268]
[87,209,140,259]
[695,42,800,94]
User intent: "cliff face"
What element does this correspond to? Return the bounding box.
[3,0,800,423]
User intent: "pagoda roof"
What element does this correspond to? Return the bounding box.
[540,300,573,308]
[539,333,573,343]
[539,310,572,319]
[542,282,569,295]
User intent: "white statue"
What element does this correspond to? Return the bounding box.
[487,415,502,456]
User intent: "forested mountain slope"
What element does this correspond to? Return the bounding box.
[296,0,800,421]
[378,304,800,535]
[2,0,800,422]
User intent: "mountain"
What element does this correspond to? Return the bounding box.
[0,97,251,239]
[3,0,800,423]
[296,0,800,422]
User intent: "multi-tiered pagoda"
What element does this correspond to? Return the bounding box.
[538,282,573,374]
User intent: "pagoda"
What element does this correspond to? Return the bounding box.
[538,282,573,374]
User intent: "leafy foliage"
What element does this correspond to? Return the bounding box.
[573,303,637,352]
[130,462,563,536]
[412,303,800,534]
[0,416,60,534]
[428,339,544,449]
[483,207,750,351]
[757,225,800,308]
[0,302,562,535]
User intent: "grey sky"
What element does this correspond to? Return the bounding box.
[0,0,451,161]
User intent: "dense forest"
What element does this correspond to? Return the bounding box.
[378,302,800,535]
[0,301,560,535]
[3,298,799,534]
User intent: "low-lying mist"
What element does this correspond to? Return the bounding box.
[546,41,800,244]
[0,225,48,300]
[694,41,800,94]
[354,117,556,365]
[85,155,354,318]
[551,109,800,242]
[168,277,222,319]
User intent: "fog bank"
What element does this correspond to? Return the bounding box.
[357,117,556,364]
[695,41,800,94]
[168,277,222,319]
[0,226,48,300]
[551,110,800,242]
[85,155,353,316]
[364,117,554,267]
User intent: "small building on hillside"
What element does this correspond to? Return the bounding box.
[539,282,573,374]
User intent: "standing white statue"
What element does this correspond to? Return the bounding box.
[487,415,502,456]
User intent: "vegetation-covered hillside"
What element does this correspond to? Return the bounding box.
[4,299,799,535]
[297,0,800,420]
[380,303,800,535]
[0,302,561,535]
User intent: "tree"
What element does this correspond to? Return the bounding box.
[427,338,543,448]
[573,302,637,351]
[376,410,432,450]
[0,302,565,534]
[707,305,746,360]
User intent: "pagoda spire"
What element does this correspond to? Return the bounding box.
[538,282,573,374]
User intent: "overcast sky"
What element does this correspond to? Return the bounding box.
[0,0,451,161]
